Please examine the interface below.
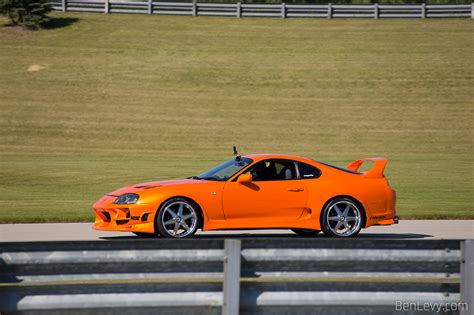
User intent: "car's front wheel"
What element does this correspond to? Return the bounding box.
[291,229,321,237]
[321,197,364,237]
[156,198,200,238]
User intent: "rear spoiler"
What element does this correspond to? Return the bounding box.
[346,157,388,178]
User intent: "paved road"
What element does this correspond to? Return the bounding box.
[0,220,472,241]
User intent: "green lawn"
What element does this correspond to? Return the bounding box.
[0,14,472,223]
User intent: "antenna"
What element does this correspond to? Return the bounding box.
[233,146,241,162]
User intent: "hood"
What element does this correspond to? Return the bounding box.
[107,179,207,196]
[131,179,204,189]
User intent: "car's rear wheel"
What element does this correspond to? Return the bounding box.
[291,229,321,237]
[156,198,200,238]
[321,197,364,237]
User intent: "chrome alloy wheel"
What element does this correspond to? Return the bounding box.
[161,201,198,238]
[325,200,362,237]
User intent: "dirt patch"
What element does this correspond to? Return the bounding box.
[1,24,30,34]
[27,64,47,72]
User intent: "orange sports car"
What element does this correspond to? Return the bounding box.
[93,153,398,238]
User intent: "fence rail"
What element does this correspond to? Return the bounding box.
[0,239,472,314]
[50,0,474,18]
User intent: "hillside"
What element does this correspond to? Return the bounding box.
[0,14,472,222]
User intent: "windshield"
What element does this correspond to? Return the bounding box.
[194,157,253,181]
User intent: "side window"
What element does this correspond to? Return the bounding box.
[298,162,321,179]
[245,160,297,181]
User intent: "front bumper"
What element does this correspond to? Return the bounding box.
[92,195,155,233]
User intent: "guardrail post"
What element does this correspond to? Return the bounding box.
[421,3,426,18]
[192,0,197,16]
[461,240,473,315]
[236,2,241,18]
[222,239,241,315]
[147,0,152,14]
[327,3,332,19]
[281,2,286,18]
[374,3,378,19]
[61,0,66,12]
[104,0,109,14]
[471,3,474,19]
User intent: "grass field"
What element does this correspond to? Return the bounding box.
[0,13,472,223]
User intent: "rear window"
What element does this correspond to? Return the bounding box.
[314,160,361,174]
[298,162,321,179]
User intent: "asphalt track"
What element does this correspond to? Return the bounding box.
[0,220,473,242]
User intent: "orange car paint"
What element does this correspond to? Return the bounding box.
[92,154,397,234]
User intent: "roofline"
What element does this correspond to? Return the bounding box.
[241,153,360,175]
[242,153,311,162]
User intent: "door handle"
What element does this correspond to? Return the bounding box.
[286,188,304,192]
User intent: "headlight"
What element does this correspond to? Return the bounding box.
[113,193,139,205]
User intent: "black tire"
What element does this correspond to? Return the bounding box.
[291,229,321,237]
[155,197,201,238]
[132,232,157,238]
[321,197,365,238]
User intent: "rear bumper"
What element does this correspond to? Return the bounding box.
[365,185,397,227]
[375,215,399,226]
[92,196,155,234]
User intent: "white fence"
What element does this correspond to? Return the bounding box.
[49,0,474,18]
[0,239,472,314]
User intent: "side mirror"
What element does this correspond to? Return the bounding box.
[237,174,252,184]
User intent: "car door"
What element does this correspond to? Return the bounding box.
[222,159,308,220]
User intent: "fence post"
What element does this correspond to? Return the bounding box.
[222,239,241,315]
[421,3,426,18]
[192,0,197,16]
[104,0,109,14]
[471,3,473,19]
[461,240,473,315]
[374,3,378,19]
[147,0,152,14]
[236,2,241,18]
[281,2,286,18]
[61,0,66,12]
[327,3,332,19]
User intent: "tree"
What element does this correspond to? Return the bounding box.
[0,0,51,30]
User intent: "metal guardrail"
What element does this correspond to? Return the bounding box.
[49,0,474,18]
[0,239,472,314]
